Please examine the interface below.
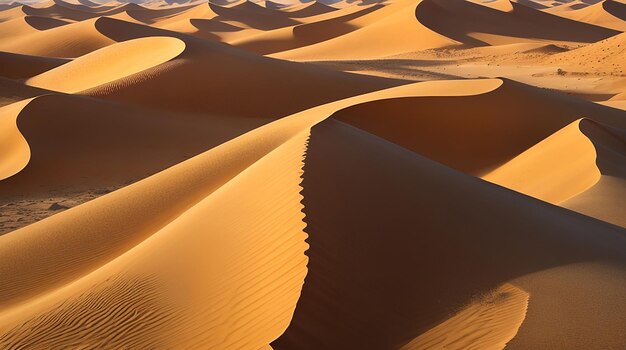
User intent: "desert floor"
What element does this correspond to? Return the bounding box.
[0,0,625,348]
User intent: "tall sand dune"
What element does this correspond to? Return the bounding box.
[233,3,387,54]
[1,0,625,348]
[272,114,626,350]
[0,93,329,346]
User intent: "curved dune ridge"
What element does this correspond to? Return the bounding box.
[1,0,626,348]
[0,17,117,57]
[27,36,186,93]
[0,99,31,181]
[545,0,626,31]
[483,118,603,204]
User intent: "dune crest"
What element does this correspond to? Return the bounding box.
[27,36,186,93]
[483,118,602,204]
[1,0,626,347]
[0,100,31,181]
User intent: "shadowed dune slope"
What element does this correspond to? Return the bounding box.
[27,37,186,93]
[273,0,460,60]
[0,17,117,57]
[483,119,603,204]
[483,118,626,227]
[272,116,626,350]
[0,77,52,107]
[0,51,69,79]
[332,79,626,176]
[208,0,299,29]
[0,79,516,321]
[0,93,271,198]
[0,15,69,40]
[416,0,619,46]
[21,3,99,21]
[232,4,386,55]
[77,17,402,118]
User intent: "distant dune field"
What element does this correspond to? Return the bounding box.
[0,0,625,349]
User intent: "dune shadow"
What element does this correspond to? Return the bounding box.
[272,116,626,349]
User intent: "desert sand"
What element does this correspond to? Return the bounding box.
[0,0,625,349]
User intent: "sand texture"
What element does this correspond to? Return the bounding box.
[1,0,625,348]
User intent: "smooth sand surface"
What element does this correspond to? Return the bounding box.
[1,0,626,348]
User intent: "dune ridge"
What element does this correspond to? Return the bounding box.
[27,36,186,93]
[1,0,626,348]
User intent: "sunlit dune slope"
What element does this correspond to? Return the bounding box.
[0,77,53,107]
[0,80,532,347]
[77,17,401,118]
[232,4,390,55]
[332,79,625,176]
[27,36,186,93]
[415,0,619,46]
[0,15,69,40]
[0,17,116,57]
[483,117,626,228]
[559,120,626,227]
[545,0,626,31]
[0,95,326,347]
[273,0,460,60]
[483,119,603,204]
[546,31,626,75]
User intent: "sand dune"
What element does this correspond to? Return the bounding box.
[546,0,626,30]
[332,79,625,175]
[0,77,53,107]
[0,15,69,41]
[1,0,626,348]
[0,93,271,200]
[21,3,99,21]
[0,51,69,79]
[27,36,186,93]
[77,17,400,118]
[272,112,626,349]
[483,119,602,204]
[416,0,619,46]
[274,0,460,59]
[0,17,116,57]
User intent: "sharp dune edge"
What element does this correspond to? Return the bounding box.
[1,0,626,348]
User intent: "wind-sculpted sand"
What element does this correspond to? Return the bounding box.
[1,0,625,348]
